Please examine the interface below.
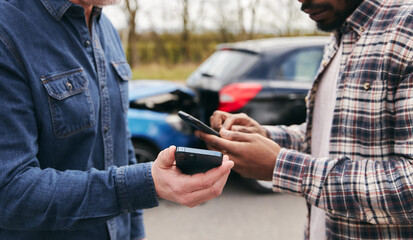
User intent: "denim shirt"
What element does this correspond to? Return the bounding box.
[0,0,159,239]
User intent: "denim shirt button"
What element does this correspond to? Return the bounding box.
[84,40,91,47]
[104,126,109,134]
[66,82,73,90]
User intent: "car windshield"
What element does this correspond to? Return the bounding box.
[194,50,259,82]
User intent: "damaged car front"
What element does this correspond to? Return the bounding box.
[128,80,203,163]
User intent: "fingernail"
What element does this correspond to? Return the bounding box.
[220,129,229,137]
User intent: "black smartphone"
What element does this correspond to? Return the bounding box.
[175,147,223,175]
[178,111,220,137]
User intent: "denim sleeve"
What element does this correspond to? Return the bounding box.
[126,111,138,165]
[126,121,147,239]
[115,163,159,214]
[130,210,146,240]
[0,40,158,231]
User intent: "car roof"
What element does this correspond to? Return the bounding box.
[216,36,330,54]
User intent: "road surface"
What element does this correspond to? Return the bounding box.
[143,173,307,240]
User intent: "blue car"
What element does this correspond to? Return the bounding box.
[128,80,203,163]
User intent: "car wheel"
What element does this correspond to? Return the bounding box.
[133,141,159,163]
[242,178,275,193]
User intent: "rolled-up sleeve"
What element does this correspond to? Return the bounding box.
[115,163,159,214]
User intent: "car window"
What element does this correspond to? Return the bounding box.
[272,48,324,82]
[193,50,259,82]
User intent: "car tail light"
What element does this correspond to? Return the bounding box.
[218,82,262,112]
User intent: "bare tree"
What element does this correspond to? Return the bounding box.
[190,0,206,32]
[180,0,190,62]
[124,0,139,67]
[237,0,247,40]
[283,0,303,35]
[248,0,261,39]
[262,0,307,35]
[235,0,263,40]
[212,0,236,43]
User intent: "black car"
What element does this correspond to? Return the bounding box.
[186,36,329,192]
[186,36,328,126]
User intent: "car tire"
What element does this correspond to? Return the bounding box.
[133,141,159,163]
[242,178,275,193]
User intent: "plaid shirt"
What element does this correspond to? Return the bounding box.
[266,0,413,239]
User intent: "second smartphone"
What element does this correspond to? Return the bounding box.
[178,111,220,137]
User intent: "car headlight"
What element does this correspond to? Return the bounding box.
[166,114,193,135]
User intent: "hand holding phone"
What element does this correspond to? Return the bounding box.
[175,147,223,175]
[178,111,220,137]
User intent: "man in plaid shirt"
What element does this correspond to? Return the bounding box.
[197,0,413,239]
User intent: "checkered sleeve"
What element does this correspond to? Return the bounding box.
[273,72,413,225]
[274,149,413,225]
[264,123,308,153]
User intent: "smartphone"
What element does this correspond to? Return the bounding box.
[178,111,220,137]
[175,147,223,175]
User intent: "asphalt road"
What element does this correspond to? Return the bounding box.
[143,173,307,240]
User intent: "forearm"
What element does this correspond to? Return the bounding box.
[0,162,158,231]
[273,148,413,225]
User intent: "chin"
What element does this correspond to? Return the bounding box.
[316,23,337,32]
[316,18,345,32]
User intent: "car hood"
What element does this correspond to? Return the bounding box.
[129,79,195,101]
[128,80,197,114]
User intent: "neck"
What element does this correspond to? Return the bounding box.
[69,0,93,29]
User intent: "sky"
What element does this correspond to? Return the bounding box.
[102,0,316,34]
[103,5,127,30]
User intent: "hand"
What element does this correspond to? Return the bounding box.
[151,146,234,207]
[209,110,268,137]
[196,129,280,181]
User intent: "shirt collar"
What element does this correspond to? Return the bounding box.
[40,0,72,21]
[40,0,102,21]
[338,0,383,36]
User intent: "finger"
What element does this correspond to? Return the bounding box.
[195,130,229,152]
[232,119,255,128]
[210,111,229,130]
[184,167,232,207]
[204,143,220,152]
[220,129,254,142]
[196,130,243,155]
[187,156,234,191]
[221,116,238,130]
[194,129,219,142]
[231,125,255,133]
[155,145,176,169]
[221,113,252,130]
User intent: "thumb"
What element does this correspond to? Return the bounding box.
[156,145,176,169]
[220,129,252,142]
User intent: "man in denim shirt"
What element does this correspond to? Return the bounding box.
[0,0,234,239]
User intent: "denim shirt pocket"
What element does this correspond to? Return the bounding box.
[41,68,95,138]
[112,61,131,113]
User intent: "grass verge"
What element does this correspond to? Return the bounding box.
[132,63,199,82]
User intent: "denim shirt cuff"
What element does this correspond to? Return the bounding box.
[114,162,159,213]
